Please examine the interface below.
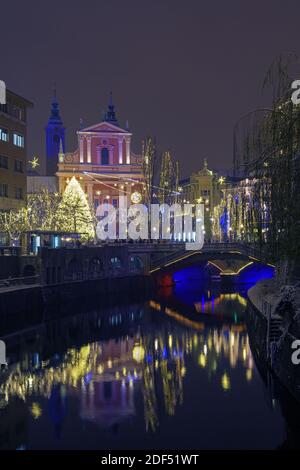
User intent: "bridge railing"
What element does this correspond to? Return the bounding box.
[0,275,40,290]
[149,241,272,271]
[0,246,21,256]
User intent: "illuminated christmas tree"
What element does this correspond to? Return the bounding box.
[56,177,95,241]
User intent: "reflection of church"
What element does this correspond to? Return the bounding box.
[46,92,145,210]
[79,339,140,428]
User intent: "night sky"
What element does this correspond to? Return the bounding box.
[1,0,299,176]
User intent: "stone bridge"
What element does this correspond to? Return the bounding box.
[0,242,275,288]
[148,242,275,277]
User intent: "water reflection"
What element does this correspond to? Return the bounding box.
[0,283,298,449]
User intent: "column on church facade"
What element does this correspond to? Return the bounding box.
[79,136,84,163]
[118,138,123,164]
[58,175,64,194]
[87,137,92,163]
[109,147,114,165]
[125,138,130,164]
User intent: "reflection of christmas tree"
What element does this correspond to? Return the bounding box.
[56,177,94,241]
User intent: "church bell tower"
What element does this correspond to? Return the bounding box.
[45,88,65,176]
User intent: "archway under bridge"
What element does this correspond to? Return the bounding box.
[148,243,275,286]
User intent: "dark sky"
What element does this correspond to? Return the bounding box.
[1,0,299,176]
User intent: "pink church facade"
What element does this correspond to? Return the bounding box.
[57,97,145,211]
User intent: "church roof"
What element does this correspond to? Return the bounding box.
[47,89,64,127]
[80,120,131,135]
[198,158,213,176]
[103,92,119,125]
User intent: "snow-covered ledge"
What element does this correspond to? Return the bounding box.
[247,279,280,316]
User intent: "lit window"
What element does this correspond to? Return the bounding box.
[0,128,9,142]
[13,133,24,147]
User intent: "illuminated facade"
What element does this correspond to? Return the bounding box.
[0,89,33,211]
[180,159,224,239]
[56,94,145,211]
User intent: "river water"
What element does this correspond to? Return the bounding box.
[0,269,300,450]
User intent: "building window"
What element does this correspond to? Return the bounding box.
[13,133,24,148]
[14,159,23,173]
[0,128,9,142]
[0,155,8,169]
[15,187,23,200]
[101,147,109,165]
[12,105,24,121]
[0,104,8,114]
[0,183,8,197]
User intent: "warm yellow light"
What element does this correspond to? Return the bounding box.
[30,402,42,419]
[132,344,145,363]
[246,369,253,382]
[198,353,206,368]
[221,372,231,391]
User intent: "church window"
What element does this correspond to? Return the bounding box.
[101,147,109,165]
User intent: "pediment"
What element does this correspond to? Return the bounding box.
[81,121,130,134]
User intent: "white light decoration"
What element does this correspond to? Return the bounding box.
[130,191,142,204]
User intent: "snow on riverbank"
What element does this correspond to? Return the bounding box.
[248,278,300,323]
[248,279,279,315]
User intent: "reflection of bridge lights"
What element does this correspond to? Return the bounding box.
[30,402,42,420]
[221,372,231,391]
[242,348,247,361]
[146,354,153,363]
[198,353,206,368]
[246,369,253,382]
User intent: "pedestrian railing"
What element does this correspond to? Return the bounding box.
[0,275,40,290]
[0,246,21,256]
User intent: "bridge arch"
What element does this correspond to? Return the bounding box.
[23,264,36,277]
[66,258,83,280]
[129,255,144,273]
[88,257,104,278]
